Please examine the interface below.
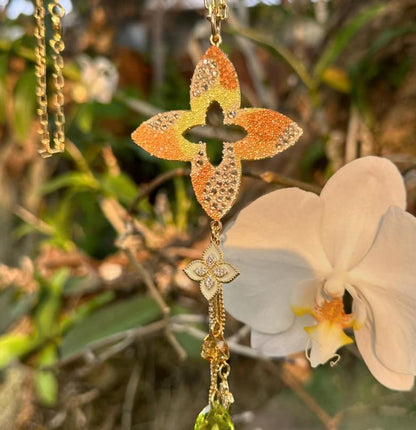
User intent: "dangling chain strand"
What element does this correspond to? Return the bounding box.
[204,220,234,408]
[34,0,66,157]
[204,0,228,46]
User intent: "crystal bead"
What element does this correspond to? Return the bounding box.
[194,403,234,430]
[201,334,230,361]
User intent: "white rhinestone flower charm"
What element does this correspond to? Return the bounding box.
[184,241,239,300]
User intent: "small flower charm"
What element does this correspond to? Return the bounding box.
[184,241,239,300]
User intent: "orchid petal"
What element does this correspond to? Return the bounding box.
[223,188,331,334]
[320,157,406,270]
[251,315,314,357]
[349,207,416,375]
[305,321,353,367]
[354,319,414,391]
[291,279,323,316]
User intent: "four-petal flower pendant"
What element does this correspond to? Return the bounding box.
[184,241,239,300]
[132,46,302,220]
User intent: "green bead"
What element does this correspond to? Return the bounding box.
[194,403,234,430]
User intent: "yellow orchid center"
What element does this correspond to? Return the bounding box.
[314,297,353,329]
[304,297,355,368]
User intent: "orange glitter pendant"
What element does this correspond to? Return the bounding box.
[131,46,302,220]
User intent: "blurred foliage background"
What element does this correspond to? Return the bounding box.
[0,0,415,429]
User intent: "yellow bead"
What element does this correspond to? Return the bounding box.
[194,403,234,430]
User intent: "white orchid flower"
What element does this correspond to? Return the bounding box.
[75,55,118,104]
[223,156,416,390]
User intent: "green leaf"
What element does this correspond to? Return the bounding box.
[60,295,162,359]
[35,369,58,406]
[35,270,68,338]
[40,172,99,195]
[35,344,58,406]
[228,25,314,90]
[75,102,94,133]
[12,67,37,141]
[0,287,36,334]
[59,291,115,333]
[98,173,139,204]
[0,333,37,369]
[62,276,101,296]
[313,3,386,81]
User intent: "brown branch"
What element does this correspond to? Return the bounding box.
[14,206,55,236]
[58,320,167,367]
[279,365,340,430]
[244,170,322,194]
[123,247,187,361]
[128,167,190,214]
[128,166,320,216]
[122,364,140,430]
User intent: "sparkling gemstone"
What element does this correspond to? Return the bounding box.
[194,403,234,430]
[205,276,214,289]
[214,267,227,277]
[206,255,215,267]
[195,266,207,276]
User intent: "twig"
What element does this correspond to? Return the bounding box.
[124,248,169,314]
[58,320,167,366]
[123,248,187,361]
[128,166,320,216]
[14,206,55,236]
[228,9,275,108]
[0,0,12,20]
[65,139,94,175]
[170,322,263,360]
[227,24,315,91]
[227,324,250,344]
[244,170,322,194]
[279,366,340,430]
[122,364,140,430]
[128,168,190,214]
[119,94,252,141]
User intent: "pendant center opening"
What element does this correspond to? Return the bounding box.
[183,102,247,166]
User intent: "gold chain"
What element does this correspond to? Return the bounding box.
[204,0,229,46]
[34,0,66,158]
[201,220,234,408]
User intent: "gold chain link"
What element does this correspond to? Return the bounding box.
[204,0,229,46]
[34,0,66,158]
[204,220,234,408]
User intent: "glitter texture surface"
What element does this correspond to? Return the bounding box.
[131,46,303,220]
